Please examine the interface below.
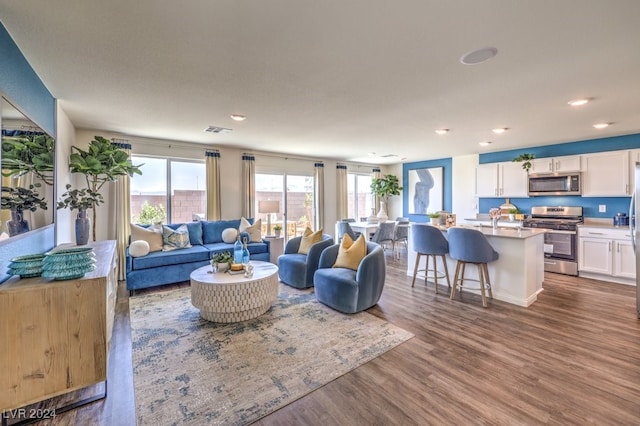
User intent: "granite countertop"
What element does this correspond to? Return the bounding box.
[579,217,625,229]
[431,224,546,239]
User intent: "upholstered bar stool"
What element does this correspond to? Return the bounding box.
[447,227,499,308]
[410,224,450,294]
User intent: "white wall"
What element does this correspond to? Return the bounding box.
[452,154,479,223]
[55,103,76,244]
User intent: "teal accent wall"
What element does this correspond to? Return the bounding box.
[0,21,55,135]
[478,133,640,218]
[402,158,452,223]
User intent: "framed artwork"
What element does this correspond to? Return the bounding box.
[407,167,443,215]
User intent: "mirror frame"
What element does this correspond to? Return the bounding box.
[0,93,56,243]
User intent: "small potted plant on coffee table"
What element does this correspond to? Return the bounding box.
[211,251,233,273]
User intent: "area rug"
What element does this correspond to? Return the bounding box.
[129,285,413,425]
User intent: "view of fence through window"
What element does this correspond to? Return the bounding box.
[256,173,314,240]
[130,156,206,224]
[347,173,373,221]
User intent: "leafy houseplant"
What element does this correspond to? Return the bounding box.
[1,133,55,185]
[371,174,403,221]
[427,212,441,226]
[59,136,143,241]
[273,224,283,237]
[211,251,233,272]
[512,153,535,172]
[1,183,48,212]
[56,183,104,211]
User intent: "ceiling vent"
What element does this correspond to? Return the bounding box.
[379,154,398,158]
[204,125,232,134]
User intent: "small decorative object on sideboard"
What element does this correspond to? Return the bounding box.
[42,246,96,280]
[508,208,519,222]
[7,253,45,278]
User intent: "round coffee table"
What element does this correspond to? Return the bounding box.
[190,261,279,323]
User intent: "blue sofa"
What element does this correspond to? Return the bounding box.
[125,219,270,291]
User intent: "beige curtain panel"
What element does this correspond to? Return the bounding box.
[206,150,221,221]
[336,164,348,221]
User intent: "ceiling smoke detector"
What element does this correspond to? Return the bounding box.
[204,125,233,134]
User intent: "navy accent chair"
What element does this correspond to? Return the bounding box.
[447,227,499,308]
[277,234,334,288]
[336,221,361,243]
[314,242,386,314]
[411,224,451,293]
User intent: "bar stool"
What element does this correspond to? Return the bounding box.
[410,223,451,294]
[447,227,499,308]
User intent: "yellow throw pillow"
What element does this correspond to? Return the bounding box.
[239,217,262,242]
[298,227,323,254]
[130,223,163,252]
[333,233,367,270]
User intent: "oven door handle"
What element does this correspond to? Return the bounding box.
[543,229,577,235]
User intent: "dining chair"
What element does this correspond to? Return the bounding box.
[371,221,396,252]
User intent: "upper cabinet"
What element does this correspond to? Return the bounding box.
[529,155,581,174]
[476,161,528,198]
[581,151,630,196]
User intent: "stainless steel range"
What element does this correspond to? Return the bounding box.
[522,206,583,276]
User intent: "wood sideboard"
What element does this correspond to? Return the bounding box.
[0,240,117,412]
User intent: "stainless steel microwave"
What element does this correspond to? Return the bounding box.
[528,172,581,196]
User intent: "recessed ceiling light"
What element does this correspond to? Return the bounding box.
[479,141,492,146]
[230,114,246,121]
[460,47,498,65]
[568,98,590,107]
[492,128,508,134]
[593,122,610,129]
[435,129,449,135]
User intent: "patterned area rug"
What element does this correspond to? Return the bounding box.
[130,285,413,425]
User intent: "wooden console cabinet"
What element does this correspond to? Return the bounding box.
[0,240,117,412]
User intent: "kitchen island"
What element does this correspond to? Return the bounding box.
[407,224,547,307]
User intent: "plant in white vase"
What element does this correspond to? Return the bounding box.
[371,174,403,223]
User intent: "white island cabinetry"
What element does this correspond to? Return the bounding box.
[407,225,546,307]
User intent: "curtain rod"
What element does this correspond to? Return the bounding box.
[254,149,380,169]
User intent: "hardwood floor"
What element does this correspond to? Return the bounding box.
[11,251,640,425]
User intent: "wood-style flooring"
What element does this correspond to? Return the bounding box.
[9,250,640,425]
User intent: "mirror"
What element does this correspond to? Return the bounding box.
[1,96,55,239]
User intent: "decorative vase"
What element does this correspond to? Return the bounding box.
[7,210,29,237]
[430,217,439,226]
[377,201,389,223]
[75,208,91,245]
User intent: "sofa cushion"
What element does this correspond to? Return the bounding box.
[202,219,242,244]
[129,240,150,257]
[131,245,210,270]
[204,241,268,256]
[298,227,323,254]
[222,227,238,243]
[162,224,192,251]
[333,233,367,270]
[165,222,203,246]
[240,217,262,242]
[130,223,163,252]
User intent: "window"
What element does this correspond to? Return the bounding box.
[130,156,206,224]
[347,173,373,221]
[255,172,315,241]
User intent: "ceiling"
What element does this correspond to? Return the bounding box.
[1,0,639,165]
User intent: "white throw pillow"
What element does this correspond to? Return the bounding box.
[129,240,150,257]
[239,217,262,243]
[222,227,238,244]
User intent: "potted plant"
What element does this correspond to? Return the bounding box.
[1,133,55,186]
[371,174,403,222]
[59,136,143,242]
[427,212,441,226]
[211,251,233,272]
[273,224,282,238]
[56,183,104,245]
[1,183,47,236]
[512,153,535,172]
[508,208,519,222]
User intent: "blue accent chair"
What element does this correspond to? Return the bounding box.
[277,234,334,288]
[314,242,386,314]
[411,223,450,293]
[447,227,499,308]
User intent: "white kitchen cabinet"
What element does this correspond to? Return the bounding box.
[581,151,630,196]
[475,161,528,198]
[578,226,636,283]
[529,155,581,174]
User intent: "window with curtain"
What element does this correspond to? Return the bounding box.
[130,155,206,224]
[347,173,373,220]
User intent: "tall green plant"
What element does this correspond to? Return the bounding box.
[60,136,143,241]
[1,133,55,185]
[371,174,403,203]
